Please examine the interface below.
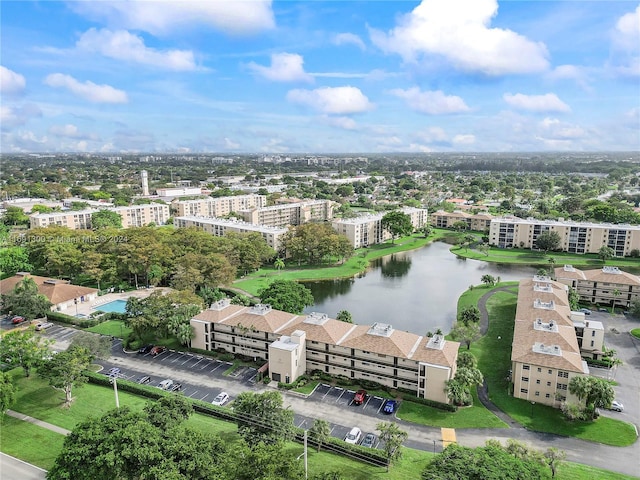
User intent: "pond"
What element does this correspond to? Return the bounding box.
[302,242,537,335]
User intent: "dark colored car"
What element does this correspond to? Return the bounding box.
[382,399,397,414]
[11,316,26,325]
[138,344,154,354]
[108,367,121,376]
[150,346,166,356]
[360,433,377,448]
[136,376,151,385]
[170,383,182,392]
[353,389,367,405]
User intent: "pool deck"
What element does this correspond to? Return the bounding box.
[71,287,172,318]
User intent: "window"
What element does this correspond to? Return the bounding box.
[591,340,595,347]
[548,369,552,375]
[535,391,540,396]
[546,393,551,398]
[520,388,528,394]
[522,377,529,382]
[592,331,596,337]
[547,381,551,387]
[558,371,569,378]
[536,379,541,384]
[537,367,542,372]
[523,365,530,370]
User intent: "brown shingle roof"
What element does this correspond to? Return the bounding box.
[192,304,246,323]
[337,324,421,358]
[0,274,97,306]
[411,337,460,368]
[276,316,356,345]
[220,307,299,333]
[583,268,640,286]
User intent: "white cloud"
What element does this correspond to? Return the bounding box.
[247,53,313,83]
[44,73,128,104]
[286,86,373,115]
[0,66,26,95]
[415,127,448,143]
[390,87,470,115]
[611,5,640,77]
[333,33,366,50]
[369,0,549,75]
[77,29,197,71]
[224,137,240,149]
[71,1,275,36]
[539,117,586,140]
[546,65,592,91]
[0,104,42,129]
[49,124,99,140]
[453,134,476,144]
[323,115,358,130]
[503,93,570,113]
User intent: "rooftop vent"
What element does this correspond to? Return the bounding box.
[209,298,231,311]
[249,304,272,315]
[533,283,553,293]
[533,299,555,310]
[533,274,551,282]
[303,312,329,326]
[533,319,558,332]
[533,342,562,356]
[426,334,445,350]
[367,322,394,337]
[563,265,576,272]
[602,266,621,274]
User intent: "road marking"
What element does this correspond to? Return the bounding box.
[192,359,204,368]
[200,393,209,401]
[336,389,346,403]
[363,397,372,408]
[188,390,198,398]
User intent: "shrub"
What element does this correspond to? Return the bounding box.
[399,392,458,412]
[47,311,99,328]
[219,353,234,362]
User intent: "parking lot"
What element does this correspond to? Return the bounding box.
[310,383,392,416]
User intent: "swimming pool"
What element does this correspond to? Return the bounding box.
[94,299,128,314]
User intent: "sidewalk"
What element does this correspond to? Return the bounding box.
[5,410,70,436]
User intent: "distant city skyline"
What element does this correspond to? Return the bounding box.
[1,1,639,154]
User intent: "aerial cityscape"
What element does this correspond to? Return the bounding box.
[1,1,640,480]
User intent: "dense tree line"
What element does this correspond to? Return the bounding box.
[281,223,353,266]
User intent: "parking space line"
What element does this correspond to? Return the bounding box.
[192,358,204,368]
[321,387,331,400]
[188,390,198,398]
[336,389,346,403]
[363,396,372,409]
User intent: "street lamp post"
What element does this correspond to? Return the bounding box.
[433,439,436,453]
[109,374,120,409]
[531,401,536,418]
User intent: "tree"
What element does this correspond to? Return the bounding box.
[568,375,615,420]
[2,206,29,225]
[458,306,480,325]
[629,297,640,318]
[336,310,353,323]
[598,245,615,263]
[544,447,567,478]
[377,422,408,472]
[381,211,413,244]
[445,378,470,406]
[309,418,331,452]
[450,321,481,350]
[38,346,93,407]
[451,220,468,232]
[69,332,112,360]
[535,231,561,252]
[233,391,295,446]
[274,257,285,271]
[144,395,193,430]
[258,279,314,314]
[232,441,305,480]
[456,351,478,370]
[477,243,490,257]
[92,209,123,229]
[568,288,580,311]
[480,274,496,287]
[0,276,52,320]
[0,329,51,377]
[0,246,32,276]
[0,372,16,414]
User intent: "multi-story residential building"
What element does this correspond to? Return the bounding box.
[240,200,335,227]
[112,204,171,227]
[174,216,287,251]
[555,265,640,309]
[30,209,98,229]
[173,195,267,217]
[331,207,428,248]
[430,210,493,231]
[191,301,459,404]
[511,276,591,408]
[156,187,202,197]
[30,204,171,230]
[489,217,640,256]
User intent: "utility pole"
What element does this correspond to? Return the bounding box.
[304,430,308,479]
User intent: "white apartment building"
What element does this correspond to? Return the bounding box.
[30,209,98,229]
[156,187,202,197]
[111,204,171,227]
[173,195,267,217]
[430,210,494,231]
[174,216,287,251]
[331,207,428,248]
[489,217,640,256]
[30,204,171,229]
[240,200,334,227]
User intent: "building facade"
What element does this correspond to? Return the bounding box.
[430,210,493,231]
[240,200,334,227]
[174,216,287,251]
[489,217,640,256]
[30,209,97,229]
[191,301,459,403]
[331,207,428,248]
[30,204,171,230]
[173,195,267,217]
[112,204,171,227]
[555,265,640,308]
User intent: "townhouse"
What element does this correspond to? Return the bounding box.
[191,301,459,404]
[173,194,267,217]
[430,210,493,231]
[489,217,640,256]
[555,265,640,309]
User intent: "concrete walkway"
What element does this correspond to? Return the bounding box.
[5,410,70,436]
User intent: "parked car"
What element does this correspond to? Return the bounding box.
[35,322,54,331]
[383,399,398,414]
[360,433,377,448]
[150,346,166,356]
[158,379,174,390]
[610,400,624,412]
[136,376,151,385]
[578,308,592,315]
[108,367,121,376]
[170,383,182,392]
[344,427,362,444]
[10,316,26,325]
[212,392,230,406]
[598,308,609,313]
[138,344,154,354]
[353,389,367,405]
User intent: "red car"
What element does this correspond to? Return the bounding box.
[150,346,166,356]
[354,389,367,405]
[11,316,26,325]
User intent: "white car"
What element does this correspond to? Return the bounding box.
[35,322,54,331]
[158,379,174,391]
[212,392,230,406]
[344,427,362,445]
[610,400,624,412]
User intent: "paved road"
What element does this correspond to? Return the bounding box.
[0,453,47,480]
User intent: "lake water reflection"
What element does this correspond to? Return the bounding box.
[302,242,537,335]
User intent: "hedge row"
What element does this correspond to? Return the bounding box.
[399,392,457,412]
[47,311,98,329]
[583,357,615,369]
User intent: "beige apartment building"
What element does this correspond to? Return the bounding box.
[555,265,640,309]
[331,207,428,249]
[489,217,640,256]
[191,301,459,403]
[29,204,171,229]
[240,200,335,227]
[430,210,493,231]
[173,194,267,217]
[511,276,592,407]
[174,216,287,251]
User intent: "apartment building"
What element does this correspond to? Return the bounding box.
[174,216,287,251]
[511,276,590,407]
[156,187,202,197]
[489,217,640,256]
[112,204,171,227]
[30,209,98,229]
[173,195,267,217]
[191,301,459,404]
[29,204,171,230]
[555,265,640,309]
[239,200,335,227]
[331,207,428,249]
[430,210,493,231]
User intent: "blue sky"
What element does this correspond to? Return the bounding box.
[1,0,639,154]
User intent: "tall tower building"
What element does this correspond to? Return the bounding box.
[141,170,150,196]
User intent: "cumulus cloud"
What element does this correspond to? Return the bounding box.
[44,73,128,103]
[369,0,549,75]
[286,86,373,115]
[71,0,275,36]
[611,5,640,77]
[247,53,313,83]
[323,115,358,130]
[415,127,449,143]
[333,33,366,50]
[390,87,470,114]
[538,117,587,140]
[453,134,476,144]
[77,28,197,71]
[546,65,592,91]
[503,93,570,113]
[224,137,240,149]
[0,104,42,129]
[1,66,26,95]
[49,124,99,140]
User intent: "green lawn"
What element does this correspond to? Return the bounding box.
[0,415,66,471]
[86,320,132,338]
[470,291,637,447]
[631,328,640,340]
[293,380,320,395]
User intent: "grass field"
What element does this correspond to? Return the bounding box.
[86,320,132,338]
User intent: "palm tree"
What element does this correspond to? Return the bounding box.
[612,289,622,311]
[274,257,285,271]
